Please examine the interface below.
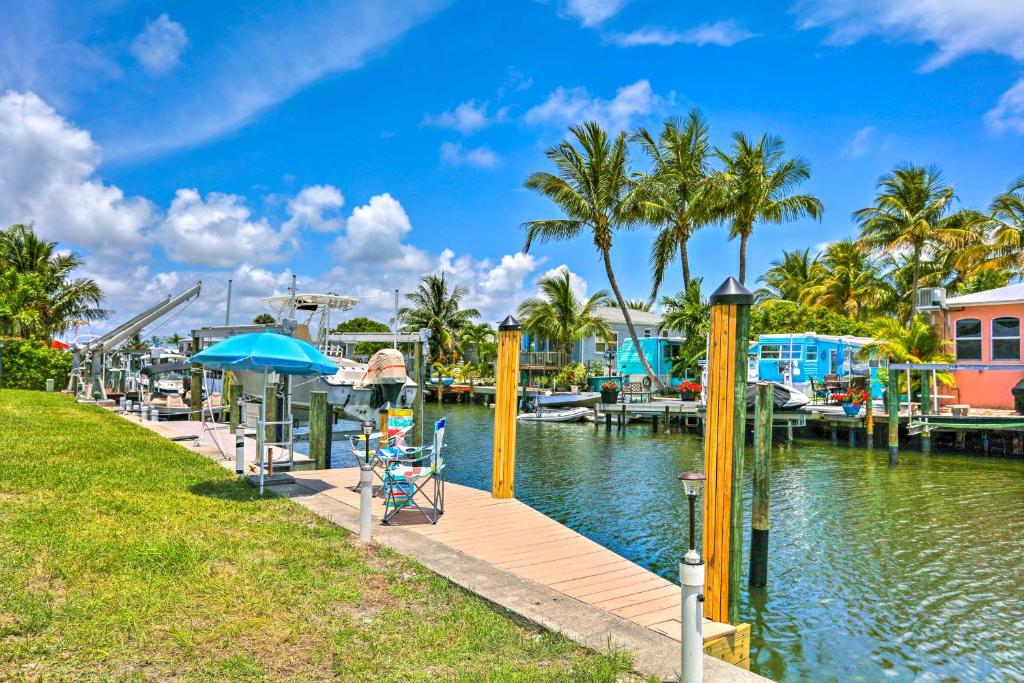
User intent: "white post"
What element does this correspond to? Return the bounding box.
[680,549,705,683]
[359,464,373,542]
[393,288,399,349]
[235,430,245,479]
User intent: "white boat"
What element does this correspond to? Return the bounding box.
[535,391,601,408]
[745,381,810,410]
[517,406,592,423]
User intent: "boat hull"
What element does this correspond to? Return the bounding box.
[517,406,592,423]
[534,392,601,408]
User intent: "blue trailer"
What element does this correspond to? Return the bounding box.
[748,333,884,398]
[616,337,689,387]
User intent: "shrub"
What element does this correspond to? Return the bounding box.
[0,337,72,390]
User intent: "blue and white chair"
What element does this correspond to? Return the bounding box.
[382,418,446,525]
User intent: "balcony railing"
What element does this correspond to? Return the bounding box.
[520,351,569,368]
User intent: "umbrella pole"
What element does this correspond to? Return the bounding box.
[286,375,294,468]
[259,370,267,496]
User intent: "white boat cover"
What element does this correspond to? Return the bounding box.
[356,348,409,388]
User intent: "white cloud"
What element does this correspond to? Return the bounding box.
[439,141,500,168]
[607,20,756,48]
[423,100,508,134]
[130,14,188,75]
[501,67,533,94]
[842,126,878,157]
[332,193,431,271]
[985,78,1024,135]
[540,265,590,300]
[0,90,154,252]
[285,184,345,232]
[561,0,628,27]
[794,0,1024,72]
[524,79,671,131]
[158,189,296,268]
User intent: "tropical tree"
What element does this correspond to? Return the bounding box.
[517,267,612,357]
[632,109,715,296]
[855,164,977,310]
[987,177,1024,275]
[522,121,663,387]
[333,316,391,356]
[800,240,892,320]
[714,134,823,284]
[659,278,711,379]
[859,315,955,391]
[399,273,480,362]
[253,313,276,325]
[458,322,495,364]
[0,223,107,339]
[755,248,818,304]
[624,299,652,311]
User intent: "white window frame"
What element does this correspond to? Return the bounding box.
[991,316,1020,361]
[954,318,982,361]
[760,344,782,360]
[595,332,618,354]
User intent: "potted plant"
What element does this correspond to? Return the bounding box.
[600,380,619,403]
[677,380,702,401]
[838,388,869,416]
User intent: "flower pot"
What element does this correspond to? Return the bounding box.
[842,403,862,417]
[569,385,579,393]
[680,391,698,401]
[600,389,619,403]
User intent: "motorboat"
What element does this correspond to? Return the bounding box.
[746,381,810,411]
[517,406,592,423]
[535,391,601,408]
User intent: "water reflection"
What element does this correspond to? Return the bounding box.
[303,404,1024,682]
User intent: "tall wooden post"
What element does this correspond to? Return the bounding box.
[226,374,239,433]
[309,391,331,470]
[750,381,773,587]
[920,369,932,454]
[190,335,202,421]
[264,381,278,445]
[221,371,233,424]
[702,278,753,625]
[865,386,874,449]
[492,315,522,499]
[887,367,899,465]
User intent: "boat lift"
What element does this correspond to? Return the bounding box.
[69,281,202,400]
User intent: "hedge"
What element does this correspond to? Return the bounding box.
[0,337,72,390]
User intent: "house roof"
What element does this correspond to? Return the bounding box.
[755,332,875,346]
[594,306,663,327]
[945,282,1024,307]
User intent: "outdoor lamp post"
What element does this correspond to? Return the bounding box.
[605,348,616,376]
[359,420,374,543]
[678,472,706,683]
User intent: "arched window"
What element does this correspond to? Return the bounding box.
[992,317,1020,361]
[955,318,982,361]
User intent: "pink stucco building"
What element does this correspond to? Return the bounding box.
[939,283,1024,410]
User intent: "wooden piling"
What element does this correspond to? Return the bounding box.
[750,382,772,588]
[492,316,521,499]
[190,365,203,421]
[887,368,899,465]
[264,381,278,445]
[865,391,874,449]
[702,277,753,626]
[226,374,239,433]
[920,370,932,454]
[309,391,331,470]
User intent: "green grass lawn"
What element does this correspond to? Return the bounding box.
[0,390,635,681]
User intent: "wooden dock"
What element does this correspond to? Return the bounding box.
[287,467,750,667]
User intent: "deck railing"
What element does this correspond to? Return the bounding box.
[520,351,569,368]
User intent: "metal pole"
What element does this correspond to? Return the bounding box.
[359,421,373,542]
[680,493,704,683]
[258,371,267,495]
[225,278,233,325]
[393,288,399,349]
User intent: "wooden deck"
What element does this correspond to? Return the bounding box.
[287,466,740,648]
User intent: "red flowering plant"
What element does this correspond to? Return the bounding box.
[677,381,702,396]
[836,388,868,406]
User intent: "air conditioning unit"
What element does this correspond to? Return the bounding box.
[915,287,946,312]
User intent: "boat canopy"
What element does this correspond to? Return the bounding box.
[140,362,191,376]
[264,293,358,313]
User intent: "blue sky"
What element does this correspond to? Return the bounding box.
[2,0,1023,334]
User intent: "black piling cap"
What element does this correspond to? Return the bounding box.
[498,315,522,331]
[710,277,753,306]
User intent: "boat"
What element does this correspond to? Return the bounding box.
[427,377,455,386]
[517,406,592,423]
[746,381,810,410]
[535,391,601,408]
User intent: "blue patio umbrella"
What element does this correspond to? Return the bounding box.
[188,332,337,494]
[188,331,337,375]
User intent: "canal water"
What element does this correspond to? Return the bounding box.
[302,403,1024,682]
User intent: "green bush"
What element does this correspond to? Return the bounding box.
[0,337,72,390]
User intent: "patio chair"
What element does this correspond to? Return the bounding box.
[382,418,446,525]
[808,378,830,405]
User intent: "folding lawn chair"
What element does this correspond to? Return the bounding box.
[382,418,446,525]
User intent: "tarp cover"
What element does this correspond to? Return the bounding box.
[357,348,409,387]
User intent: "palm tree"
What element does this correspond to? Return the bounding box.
[522,121,663,388]
[399,273,480,362]
[987,177,1024,275]
[658,277,710,379]
[0,223,107,338]
[517,267,613,358]
[625,299,652,311]
[632,109,715,296]
[253,313,276,325]
[860,315,955,392]
[756,248,818,304]
[458,322,495,364]
[801,240,892,320]
[855,164,977,310]
[715,134,823,284]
